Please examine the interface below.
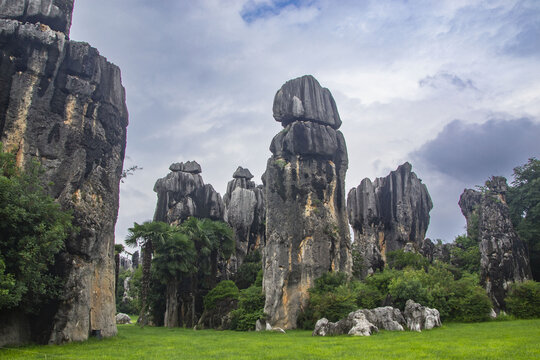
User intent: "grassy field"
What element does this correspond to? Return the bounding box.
[1,319,539,359]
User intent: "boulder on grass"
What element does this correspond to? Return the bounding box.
[404,300,441,331]
[115,313,132,325]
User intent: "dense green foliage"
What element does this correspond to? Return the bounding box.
[234,251,262,289]
[3,320,540,359]
[507,158,540,280]
[386,250,429,271]
[0,144,75,313]
[204,280,240,310]
[229,284,265,331]
[116,268,139,315]
[505,280,540,319]
[449,235,481,274]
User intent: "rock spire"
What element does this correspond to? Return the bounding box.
[263,75,352,329]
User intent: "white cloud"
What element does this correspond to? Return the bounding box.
[70,0,540,244]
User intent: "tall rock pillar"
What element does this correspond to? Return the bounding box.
[459,176,532,311]
[263,75,352,329]
[0,0,128,344]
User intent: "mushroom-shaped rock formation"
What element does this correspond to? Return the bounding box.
[153,161,224,225]
[347,162,432,278]
[223,166,265,278]
[459,176,532,311]
[263,75,352,329]
[0,0,128,345]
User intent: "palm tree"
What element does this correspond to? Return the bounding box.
[125,221,172,326]
[178,217,235,326]
[153,230,196,327]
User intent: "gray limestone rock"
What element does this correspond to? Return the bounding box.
[0,0,74,35]
[0,2,127,345]
[404,300,441,331]
[347,162,432,278]
[356,307,405,331]
[312,312,379,337]
[273,75,342,129]
[264,76,352,330]
[233,166,254,179]
[223,167,265,277]
[459,177,532,311]
[154,164,224,225]
[115,313,132,325]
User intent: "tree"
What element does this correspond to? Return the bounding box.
[153,230,196,327]
[114,244,125,297]
[177,217,234,326]
[125,220,173,325]
[0,144,75,313]
[507,158,540,280]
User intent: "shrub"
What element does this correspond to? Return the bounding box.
[505,280,540,319]
[204,280,239,310]
[230,285,265,331]
[386,250,429,271]
[351,281,384,309]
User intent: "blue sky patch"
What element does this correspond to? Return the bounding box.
[241,0,314,23]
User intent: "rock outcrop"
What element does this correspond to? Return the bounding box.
[403,300,441,331]
[115,313,132,325]
[263,75,352,329]
[223,166,265,277]
[153,161,224,224]
[459,177,532,311]
[347,162,432,278]
[0,0,128,345]
[312,302,440,336]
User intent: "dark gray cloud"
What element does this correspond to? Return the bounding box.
[411,118,540,184]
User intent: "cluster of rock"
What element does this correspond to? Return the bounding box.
[153,161,223,224]
[263,75,352,329]
[115,313,132,325]
[459,177,532,311]
[313,300,441,336]
[0,0,127,345]
[347,162,433,278]
[223,166,265,277]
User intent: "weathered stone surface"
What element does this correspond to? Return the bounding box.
[223,167,265,277]
[264,76,352,330]
[115,313,132,325]
[459,177,532,311]
[312,312,379,337]
[404,300,441,331]
[154,163,223,224]
[347,162,432,278]
[0,0,74,35]
[0,2,127,344]
[233,166,254,179]
[357,307,405,331]
[273,75,341,129]
[169,160,202,174]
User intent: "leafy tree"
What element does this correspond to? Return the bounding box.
[450,235,481,274]
[152,230,196,327]
[386,250,430,271]
[234,251,262,290]
[0,144,75,313]
[178,217,234,326]
[229,284,265,331]
[507,158,540,280]
[125,220,173,325]
[505,280,540,319]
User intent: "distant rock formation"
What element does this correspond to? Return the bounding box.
[0,0,128,345]
[263,75,352,329]
[223,166,265,277]
[459,176,532,311]
[153,161,224,224]
[347,163,432,278]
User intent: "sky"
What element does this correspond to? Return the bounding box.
[69,0,540,246]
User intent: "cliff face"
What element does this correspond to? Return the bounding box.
[223,167,265,277]
[347,163,432,278]
[263,75,352,329]
[0,0,128,345]
[153,161,224,224]
[459,177,532,311]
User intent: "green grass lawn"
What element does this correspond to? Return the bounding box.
[1,319,539,359]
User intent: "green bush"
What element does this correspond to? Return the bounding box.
[388,269,431,310]
[204,280,239,310]
[311,272,349,294]
[230,285,265,331]
[386,250,429,271]
[505,280,540,319]
[351,282,384,309]
[234,251,262,289]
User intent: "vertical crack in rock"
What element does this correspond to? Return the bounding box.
[347,162,433,278]
[459,176,532,311]
[263,75,352,329]
[223,166,265,278]
[0,0,128,345]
